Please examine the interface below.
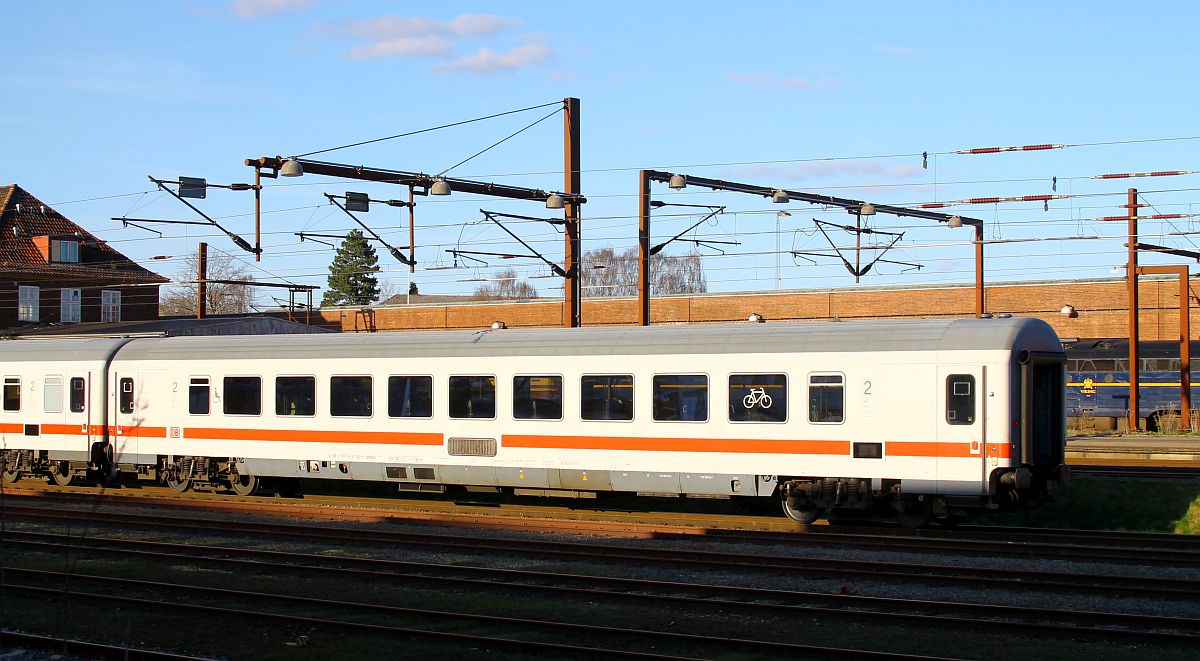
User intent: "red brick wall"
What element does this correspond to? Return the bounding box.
[314,276,1200,340]
[0,282,160,326]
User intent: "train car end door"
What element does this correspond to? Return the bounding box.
[936,365,987,495]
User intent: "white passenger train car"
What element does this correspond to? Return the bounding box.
[0,317,1067,526]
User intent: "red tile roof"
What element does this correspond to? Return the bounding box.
[0,184,167,284]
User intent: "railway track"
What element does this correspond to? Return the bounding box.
[2,491,1198,658]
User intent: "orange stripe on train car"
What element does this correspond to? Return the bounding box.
[183,427,443,445]
[503,435,851,454]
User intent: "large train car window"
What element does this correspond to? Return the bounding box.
[189,377,210,415]
[223,377,261,416]
[581,375,633,421]
[946,374,976,425]
[119,378,135,414]
[808,373,844,423]
[331,376,372,417]
[69,377,85,413]
[276,376,316,417]
[653,375,708,422]
[729,374,787,422]
[43,376,63,413]
[513,375,563,420]
[388,376,433,418]
[449,376,496,419]
[2,377,18,411]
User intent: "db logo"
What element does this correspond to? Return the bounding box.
[169,427,181,438]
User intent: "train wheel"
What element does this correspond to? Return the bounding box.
[49,461,75,487]
[895,497,933,529]
[230,473,260,496]
[781,495,822,524]
[166,477,192,493]
[1,467,19,484]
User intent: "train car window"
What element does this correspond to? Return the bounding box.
[43,376,63,413]
[276,376,316,417]
[189,377,210,415]
[581,375,634,421]
[653,375,708,422]
[449,376,496,419]
[119,378,135,414]
[729,374,787,422]
[331,376,373,417]
[2,377,18,412]
[513,375,563,420]
[946,374,976,425]
[808,373,844,424]
[69,377,85,413]
[223,377,261,416]
[388,375,433,418]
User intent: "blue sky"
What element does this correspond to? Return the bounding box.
[3,1,1199,305]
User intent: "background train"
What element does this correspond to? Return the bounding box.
[1065,338,1200,433]
[0,317,1068,528]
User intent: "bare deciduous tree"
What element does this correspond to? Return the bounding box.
[582,246,707,297]
[159,250,256,316]
[473,268,538,301]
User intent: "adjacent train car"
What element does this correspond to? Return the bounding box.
[1065,338,1200,432]
[0,317,1068,527]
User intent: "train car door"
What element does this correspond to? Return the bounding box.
[65,372,91,454]
[112,371,140,463]
[935,365,987,494]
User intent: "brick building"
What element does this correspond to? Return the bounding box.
[318,275,1197,341]
[0,184,168,329]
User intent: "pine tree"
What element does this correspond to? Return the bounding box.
[322,230,381,307]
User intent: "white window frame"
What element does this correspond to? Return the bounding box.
[18,286,39,322]
[60,288,81,323]
[51,239,80,263]
[101,289,121,323]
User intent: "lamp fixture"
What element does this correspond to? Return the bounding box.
[545,192,565,210]
[747,312,766,323]
[1060,304,1077,318]
[280,158,304,178]
[859,202,876,216]
[491,320,507,330]
[771,189,789,204]
[947,215,963,228]
[668,173,687,190]
[430,177,452,196]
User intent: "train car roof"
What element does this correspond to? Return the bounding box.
[98,317,1061,362]
[0,337,132,363]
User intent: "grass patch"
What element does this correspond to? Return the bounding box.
[971,476,1200,533]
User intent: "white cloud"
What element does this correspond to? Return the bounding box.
[348,36,454,60]
[446,14,521,36]
[726,73,838,90]
[433,43,553,73]
[230,0,315,19]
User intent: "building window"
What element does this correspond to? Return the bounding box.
[652,374,708,422]
[70,377,86,413]
[189,377,210,415]
[729,374,788,422]
[51,239,80,263]
[3,377,19,411]
[43,376,63,413]
[18,286,39,322]
[808,373,845,424]
[946,375,976,425]
[330,376,372,417]
[60,288,81,323]
[276,376,316,416]
[101,290,121,323]
[581,375,633,421]
[513,375,563,420]
[223,376,261,416]
[388,375,433,418]
[449,375,496,419]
